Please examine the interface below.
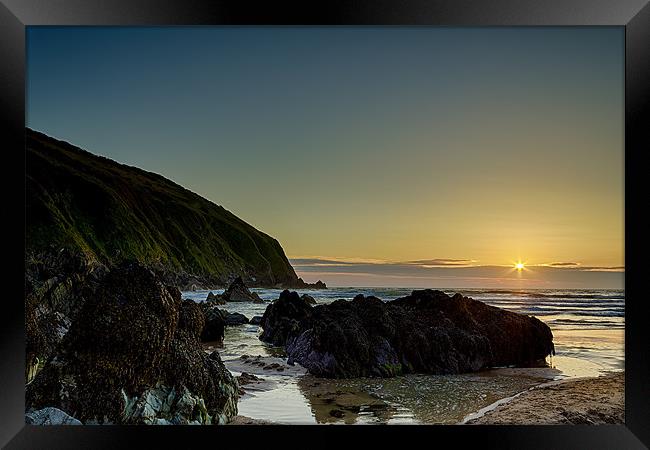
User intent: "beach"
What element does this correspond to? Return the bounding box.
[467,372,624,424]
[189,286,624,425]
[228,372,625,426]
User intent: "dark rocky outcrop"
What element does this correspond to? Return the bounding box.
[311,280,327,289]
[198,306,251,342]
[284,278,327,290]
[205,291,226,305]
[249,316,263,325]
[259,289,554,378]
[301,294,317,305]
[26,262,238,425]
[199,304,226,343]
[222,277,263,303]
[259,290,315,346]
[25,248,108,381]
[224,312,250,326]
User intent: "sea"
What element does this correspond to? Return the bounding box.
[182,287,624,424]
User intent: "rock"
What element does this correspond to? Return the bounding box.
[25,248,107,381]
[25,407,82,425]
[200,305,226,342]
[222,277,263,303]
[228,415,275,425]
[122,383,214,425]
[301,294,317,305]
[206,291,226,305]
[249,316,263,325]
[260,289,554,378]
[287,277,327,289]
[237,372,262,385]
[259,290,314,346]
[198,305,249,337]
[224,312,249,326]
[236,371,264,396]
[26,261,239,425]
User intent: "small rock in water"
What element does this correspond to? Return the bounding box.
[222,277,264,303]
[206,291,226,305]
[329,409,344,418]
[224,312,249,326]
[237,372,262,385]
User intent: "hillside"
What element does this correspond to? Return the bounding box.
[26,128,309,288]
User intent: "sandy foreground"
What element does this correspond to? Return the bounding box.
[228,415,275,425]
[467,372,624,425]
[226,359,624,426]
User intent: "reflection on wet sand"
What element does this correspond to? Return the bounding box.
[297,370,552,424]
[297,376,398,424]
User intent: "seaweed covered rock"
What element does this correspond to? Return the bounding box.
[222,276,263,303]
[26,262,238,424]
[260,289,554,378]
[24,248,108,381]
[259,290,314,346]
[200,304,226,342]
[154,301,238,425]
[392,290,555,370]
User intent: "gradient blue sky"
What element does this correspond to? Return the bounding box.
[27,27,624,288]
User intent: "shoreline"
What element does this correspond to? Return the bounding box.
[229,369,625,426]
[195,286,623,426]
[464,371,624,425]
[223,349,621,426]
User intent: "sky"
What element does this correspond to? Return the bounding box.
[27,27,624,288]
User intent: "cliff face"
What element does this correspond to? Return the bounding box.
[26,128,302,288]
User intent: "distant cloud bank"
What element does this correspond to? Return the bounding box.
[290,257,624,289]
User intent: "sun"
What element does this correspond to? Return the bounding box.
[515,262,525,271]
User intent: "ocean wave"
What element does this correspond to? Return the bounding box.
[520,310,625,318]
[547,318,625,328]
[457,289,624,300]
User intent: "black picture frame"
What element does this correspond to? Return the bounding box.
[2,1,648,448]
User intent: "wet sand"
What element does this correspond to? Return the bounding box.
[466,371,624,425]
[228,415,276,425]
[207,339,622,425]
